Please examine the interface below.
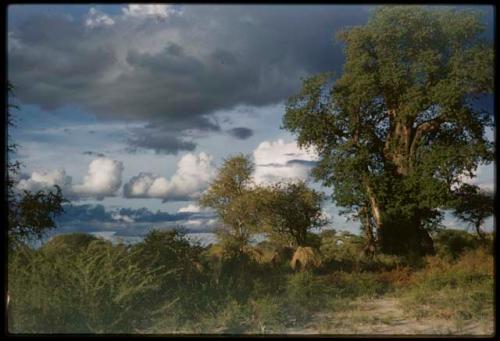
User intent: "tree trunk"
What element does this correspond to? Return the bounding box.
[372,114,438,256]
[475,222,487,243]
[360,207,376,258]
[365,181,434,256]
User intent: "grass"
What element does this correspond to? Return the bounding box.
[8,229,495,335]
[397,247,494,329]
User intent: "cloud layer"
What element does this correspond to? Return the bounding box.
[55,203,218,235]
[123,152,216,201]
[253,139,318,184]
[8,5,369,153]
[18,157,123,200]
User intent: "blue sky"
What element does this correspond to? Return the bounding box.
[7,4,495,239]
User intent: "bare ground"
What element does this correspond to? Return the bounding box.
[285,297,495,336]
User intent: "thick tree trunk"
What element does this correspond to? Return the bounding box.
[358,107,444,257]
[374,215,435,256]
[365,181,435,256]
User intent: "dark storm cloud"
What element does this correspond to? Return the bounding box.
[8,6,372,152]
[286,159,318,167]
[57,203,213,224]
[55,203,218,235]
[57,204,114,223]
[127,130,197,154]
[82,150,106,157]
[227,127,254,140]
[125,117,219,154]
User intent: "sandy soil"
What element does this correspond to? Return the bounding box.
[285,297,495,336]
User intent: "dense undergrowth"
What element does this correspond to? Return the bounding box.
[7,228,494,334]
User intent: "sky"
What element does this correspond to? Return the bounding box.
[7,4,495,241]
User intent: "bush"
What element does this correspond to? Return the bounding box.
[326,271,391,298]
[250,296,288,333]
[42,233,99,254]
[8,240,170,333]
[285,271,327,323]
[400,248,494,323]
[319,231,365,271]
[218,299,254,333]
[432,229,481,260]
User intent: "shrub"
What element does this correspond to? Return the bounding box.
[400,248,494,324]
[285,271,327,323]
[8,240,170,333]
[325,271,392,299]
[42,233,99,254]
[319,232,365,271]
[218,299,254,334]
[432,229,481,260]
[251,296,288,333]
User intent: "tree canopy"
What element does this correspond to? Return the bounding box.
[283,6,494,256]
[452,184,494,241]
[199,154,260,254]
[258,181,327,248]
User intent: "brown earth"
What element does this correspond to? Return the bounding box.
[285,297,494,336]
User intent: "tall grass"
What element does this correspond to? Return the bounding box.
[8,229,495,334]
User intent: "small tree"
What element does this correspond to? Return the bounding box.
[452,184,494,242]
[199,154,259,255]
[259,181,327,248]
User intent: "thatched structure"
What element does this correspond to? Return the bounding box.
[290,246,321,271]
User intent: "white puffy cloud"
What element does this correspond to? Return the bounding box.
[124,152,216,201]
[178,203,202,213]
[111,212,135,224]
[252,139,318,184]
[73,158,124,199]
[85,8,115,28]
[17,157,123,200]
[122,4,179,19]
[18,169,73,193]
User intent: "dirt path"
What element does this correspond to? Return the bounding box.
[286,297,494,336]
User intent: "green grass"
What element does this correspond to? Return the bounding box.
[397,247,494,327]
[8,231,495,334]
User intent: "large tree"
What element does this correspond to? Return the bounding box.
[283,6,494,256]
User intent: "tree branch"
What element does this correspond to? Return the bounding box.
[409,117,443,160]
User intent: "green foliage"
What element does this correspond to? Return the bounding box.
[319,231,365,270]
[199,154,259,253]
[8,230,493,334]
[258,181,327,248]
[432,228,482,260]
[451,184,494,240]
[285,271,327,322]
[8,238,169,333]
[400,248,494,324]
[283,5,494,256]
[9,186,67,247]
[326,271,391,299]
[218,299,254,333]
[251,296,288,333]
[43,233,99,254]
